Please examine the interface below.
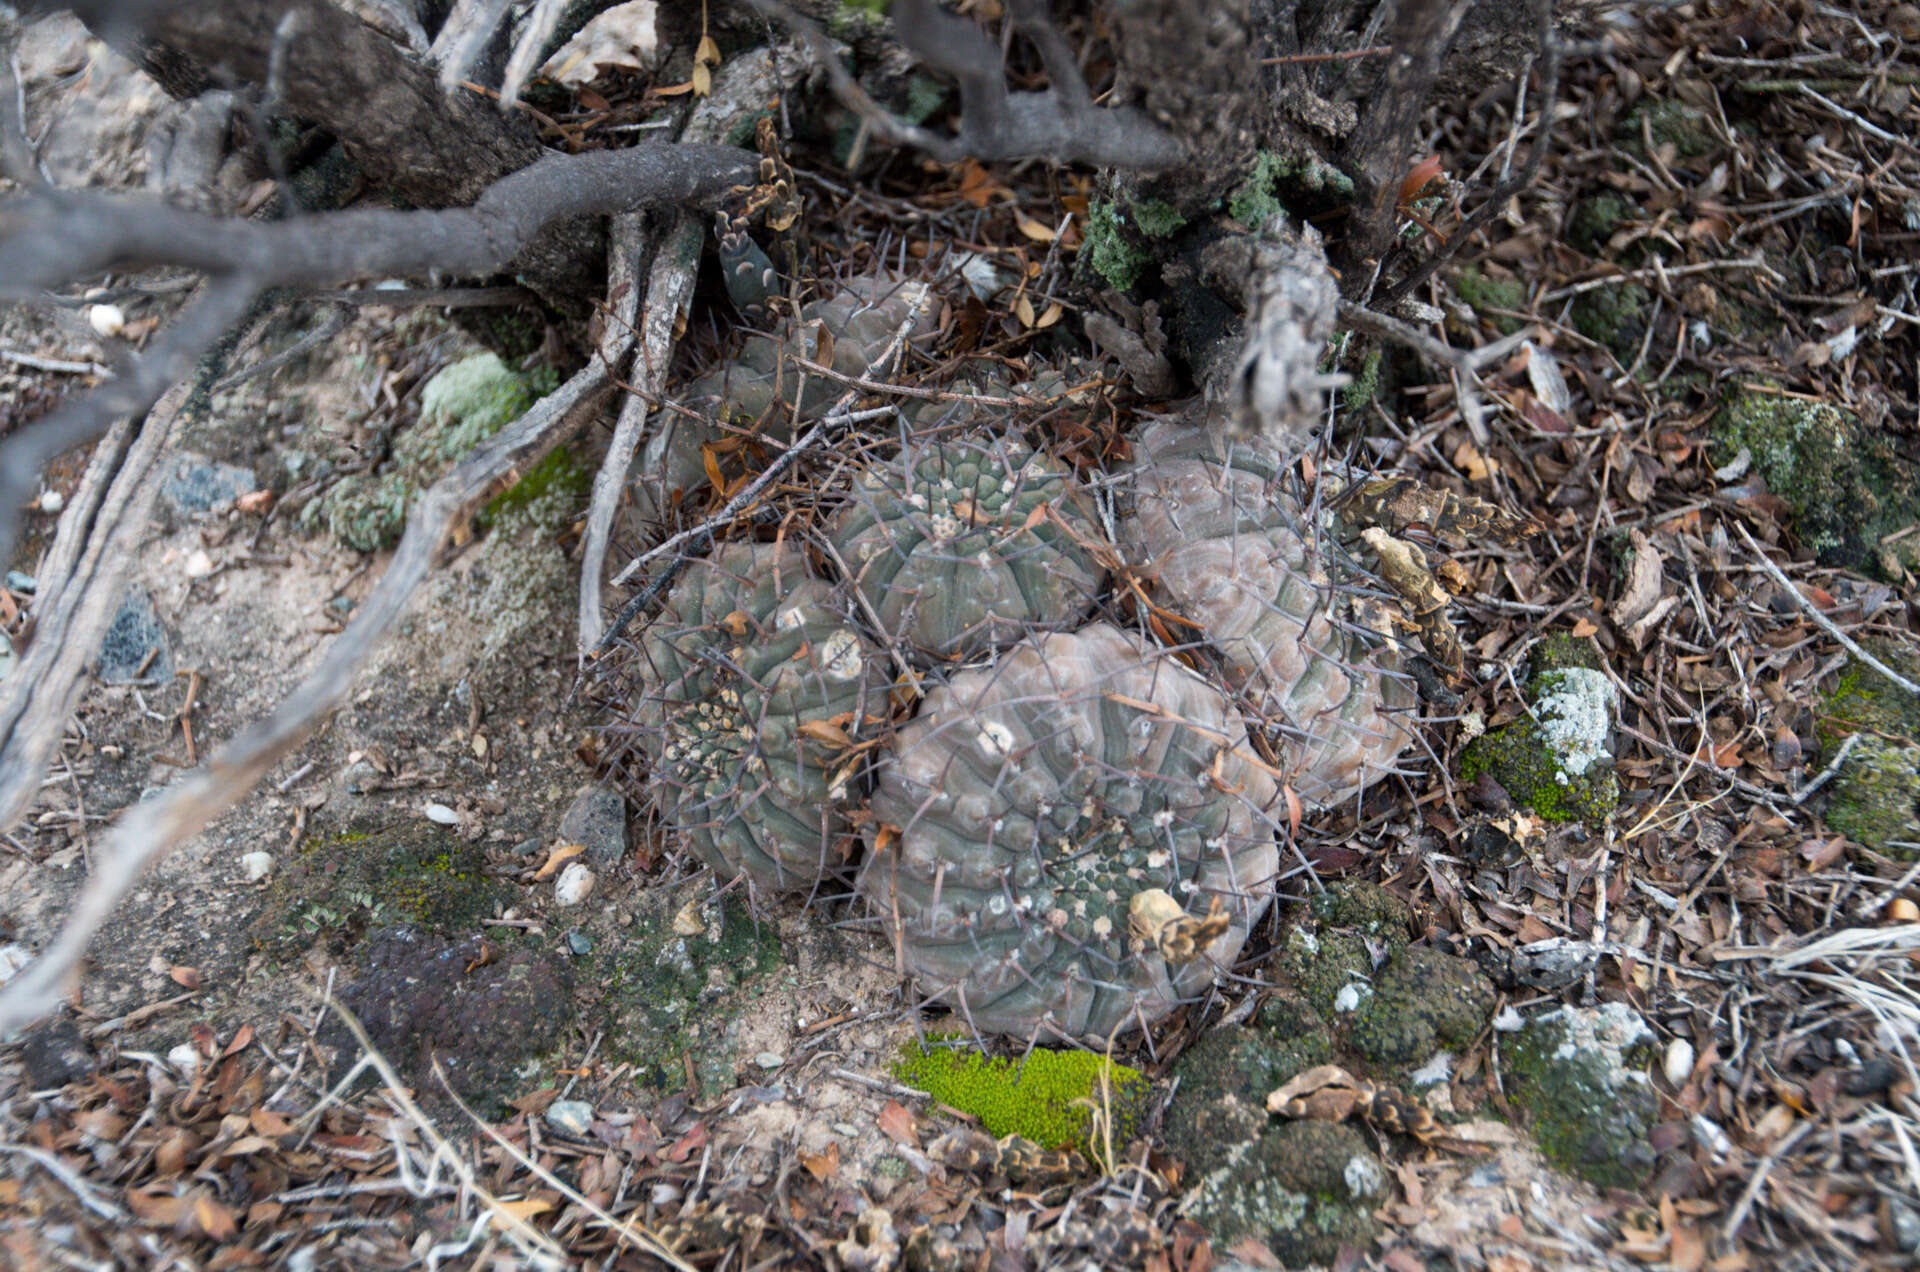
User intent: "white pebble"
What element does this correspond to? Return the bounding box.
[183,549,214,579]
[167,1043,201,1076]
[1492,1005,1525,1032]
[554,861,595,906]
[88,303,126,338]
[1664,1038,1696,1087]
[423,802,459,825]
[545,1099,595,1137]
[240,851,274,882]
[36,490,63,514]
[0,942,32,986]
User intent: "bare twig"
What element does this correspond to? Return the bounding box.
[0,362,610,1036]
[427,0,516,90]
[0,1142,130,1222]
[1736,522,1920,697]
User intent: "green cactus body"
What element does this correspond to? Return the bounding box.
[636,542,889,897]
[1123,417,1413,806]
[831,436,1106,665]
[859,623,1279,1042]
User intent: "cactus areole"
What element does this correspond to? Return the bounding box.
[859,624,1280,1042]
[635,542,887,898]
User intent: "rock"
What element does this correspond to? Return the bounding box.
[545,1099,595,1137]
[167,1043,200,1076]
[97,585,171,683]
[182,548,214,579]
[0,943,30,985]
[1663,1038,1695,1088]
[4,571,34,594]
[0,631,12,681]
[161,453,258,515]
[1888,1199,1920,1253]
[554,862,595,906]
[18,1015,93,1089]
[424,802,460,826]
[240,851,274,881]
[557,783,627,870]
[1181,1122,1385,1265]
[336,927,574,1118]
[36,489,63,513]
[1502,1002,1658,1189]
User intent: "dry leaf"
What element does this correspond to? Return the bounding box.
[690,61,711,97]
[1611,529,1666,629]
[493,1197,555,1222]
[535,843,586,880]
[1014,293,1035,327]
[169,966,202,991]
[799,1141,840,1182]
[1016,218,1057,242]
[878,1099,919,1146]
[797,719,855,748]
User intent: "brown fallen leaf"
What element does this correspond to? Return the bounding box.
[1610,529,1666,630]
[1344,477,1536,547]
[878,1099,919,1146]
[535,842,586,880]
[169,966,202,991]
[1361,528,1466,674]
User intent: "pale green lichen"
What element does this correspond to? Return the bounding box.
[1081,199,1153,291]
[1228,149,1353,229]
[1461,644,1619,823]
[1455,266,1527,334]
[1502,1003,1658,1189]
[1826,737,1920,859]
[894,1038,1149,1153]
[1181,1122,1384,1264]
[1131,198,1186,238]
[1717,387,1920,576]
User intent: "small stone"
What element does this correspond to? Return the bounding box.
[1663,1038,1695,1088]
[240,851,274,882]
[554,862,595,906]
[832,1122,860,1138]
[556,783,627,870]
[424,802,460,825]
[510,837,543,857]
[167,1043,201,1076]
[4,571,34,594]
[36,489,62,514]
[1492,1005,1525,1032]
[754,1051,784,1070]
[545,1099,595,1137]
[0,942,33,985]
[19,1015,93,1089]
[566,931,592,956]
[161,454,258,515]
[183,549,215,579]
[0,631,13,681]
[1889,1199,1920,1253]
[87,303,125,337]
[97,585,170,684]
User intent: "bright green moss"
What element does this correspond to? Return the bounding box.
[894,1038,1150,1152]
[1462,719,1619,823]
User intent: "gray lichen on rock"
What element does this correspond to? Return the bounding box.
[1180,1122,1386,1264]
[1502,1002,1658,1190]
[1462,639,1619,823]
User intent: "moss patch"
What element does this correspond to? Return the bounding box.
[895,1038,1150,1153]
[1462,642,1618,824]
[1080,199,1154,292]
[1456,266,1527,334]
[1228,148,1353,229]
[1716,386,1920,576]
[1571,281,1652,364]
[1620,100,1719,161]
[1826,737,1920,859]
[1568,192,1632,256]
[1348,947,1498,1067]
[251,822,502,959]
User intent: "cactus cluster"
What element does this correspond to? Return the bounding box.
[633,541,888,898]
[1124,416,1413,806]
[830,434,1104,665]
[621,272,1421,1041]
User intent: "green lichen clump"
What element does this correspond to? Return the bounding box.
[1820,659,1920,858]
[894,1039,1150,1152]
[252,824,502,958]
[1081,200,1154,292]
[1462,641,1619,824]
[1455,266,1527,334]
[596,889,784,1095]
[1502,1003,1658,1190]
[1131,198,1187,238]
[1717,387,1920,576]
[1621,101,1719,161]
[1228,149,1353,229]
[1347,947,1497,1066]
[1571,281,1652,364]
[307,353,537,550]
[1568,192,1631,256]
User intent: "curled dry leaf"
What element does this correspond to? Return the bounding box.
[1361,527,1467,674]
[535,842,586,880]
[1127,889,1232,966]
[1344,477,1536,548]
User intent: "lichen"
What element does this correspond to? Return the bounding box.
[595,889,784,1095]
[306,352,537,551]
[1080,199,1153,292]
[1502,1003,1658,1190]
[252,824,502,958]
[1160,1017,1329,1168]
[1571,281,1652,364]
[894,1038,1150,1153]
[1131,198,1187,238]
[1227,149,1353,229]
[1716,386,1920,576]
[1455,266,1527,334]
[1462,649,1618,824]
[1348,947,1497,1067]
[1568,192,1631,256]
[1826,737,1920,859]
[1181,1123,1384,1264]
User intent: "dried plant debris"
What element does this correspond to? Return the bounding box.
[859,623,1278,1042]
[632,540,888,897]
[830,434,1105,665]
[1123,415,1414,805]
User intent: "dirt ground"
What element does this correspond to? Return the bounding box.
[3,5,1918,1272]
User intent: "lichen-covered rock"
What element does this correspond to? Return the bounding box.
[307,352,535,551]
[1502,1002,1658,1190]
[635,542,888,897]
[860,623,1279,1041]
[1160,1018,1328,1169]
[1347,946,1498,1067]
[894,1037,1151,1152]
[1122,416,1413,806]
[830,435,1105,664]
[1181,1122,1385,1264]
[1827,737,1920,859]
[1463,640,1619,824]
[1717,386,1920,577]
[337,927,573,1118]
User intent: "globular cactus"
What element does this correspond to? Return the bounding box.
[1122,416,1414,807]
[636,275,939,523]
[858,623,1279,1042]
[830,435,1106,666]
[634,541,889,898]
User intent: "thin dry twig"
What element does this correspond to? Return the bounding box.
[1736,521,1919,697]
